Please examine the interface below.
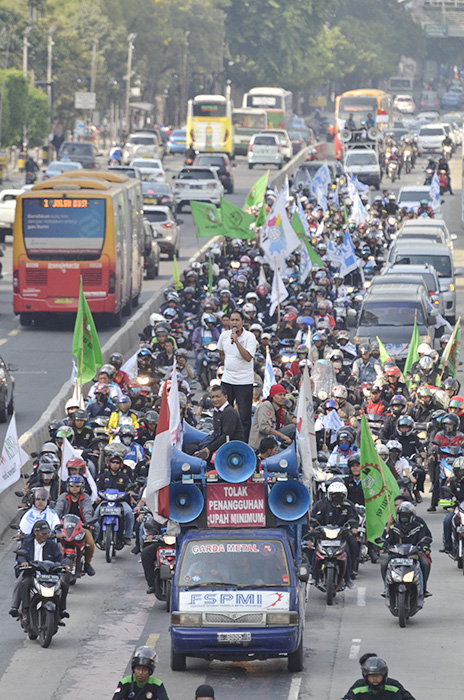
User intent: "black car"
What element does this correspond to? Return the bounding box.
[142,181,174,209]
[0,357,17,422]
[58,142,98,168]
[192,153,234,194]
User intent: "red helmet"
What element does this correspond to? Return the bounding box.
[449,395,464,417]
[385,366,401,378]
[256,284,268,297]
[66,457,86,475]
[94,382,110,395]
[283,311,297,323]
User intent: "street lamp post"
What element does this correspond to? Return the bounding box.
[125,33,137,135]
[23,25,32,80]
[47,26,57,113]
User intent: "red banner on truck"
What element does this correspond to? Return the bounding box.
[206,483,266,528]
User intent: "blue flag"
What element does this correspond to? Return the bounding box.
[263,348,276,399]
[429,172,440,211]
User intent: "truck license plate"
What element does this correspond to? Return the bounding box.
[217,632,251,644]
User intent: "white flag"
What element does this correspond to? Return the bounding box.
[71,382,85,410]
[60,437,98,502]
[269,264,289,317]
[168,361,182,449]
[262,348,276,399]
[295,367,316,493]
[350,190,367,225]
[120,350,139,381]
[322,409,344,438]
[0,415,29,494]
[261,190,300,272]
[258,265,267,288]
[299,240,312,284]
[282,175,290,207]
[429,172,440,211]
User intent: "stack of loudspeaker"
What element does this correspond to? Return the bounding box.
[169,428,310,525]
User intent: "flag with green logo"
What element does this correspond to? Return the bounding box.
[173,255,182,290]
[360,415,401,544]
[191,201,225,238]
[403,317,420,388]
[255,201,267,228]
[72,278,103,384]
[376,336,392,366]
[291,213,324,267]
[439,317,461,379]
[244,170,269,211]
[220,199,255,239]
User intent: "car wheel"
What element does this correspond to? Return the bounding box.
[7,394,14,415]
[0,399,8,423]
[168,248,174,261]
[146,265,156,280]
[227,184,234,194]
[248,163,253,169]
[176,204,182,214]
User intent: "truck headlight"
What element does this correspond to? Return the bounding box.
[171,612,202,626]
[267,612,298,626]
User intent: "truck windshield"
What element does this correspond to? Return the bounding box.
[179,539,290,587]
[360,301,425,327]
[345,152,377,166]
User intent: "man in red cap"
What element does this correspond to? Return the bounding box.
[248,383,296,451]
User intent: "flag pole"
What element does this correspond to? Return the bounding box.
[79,277,85,389]
[439,316,461,384]
[275,257,281,328]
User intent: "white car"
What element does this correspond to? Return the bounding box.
[397,185,442,218]
[248,133,284,169]
[264,129,293,161]
[123,131,161,163]
[393,94,415,114]
[129,158,166,181]
[417,123,446,153]
[172,166,223,213]
[0,189,24,242]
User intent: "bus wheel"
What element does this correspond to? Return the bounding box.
[123,293,133,317]
[110,309,122,327]
[19,313,33,327]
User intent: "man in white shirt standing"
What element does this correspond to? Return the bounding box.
[217,309,257,440]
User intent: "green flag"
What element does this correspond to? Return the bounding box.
[220,198,255,240]
[439,317,461,380]
[256,201,267,228]
[191,201,225,238]
[208,256,213,295]
[360,415,401,544]
[291,213,324,267]
[72,278,103,384]
[376,336,392,366]
[244,170,269,210]
[403,317,420,388]
[173,255,182,291]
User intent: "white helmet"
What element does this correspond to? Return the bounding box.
[376,444,389,457]
[65,398,80,412]
[327,481,348,502]
[332,384,348,400]
[150,312,164,326]
[217,278,230,291]
[417,343,432,356]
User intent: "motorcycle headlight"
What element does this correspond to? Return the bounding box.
[403,571,414,583]
[164,535,176,545]
[137,376,150,385]
[391,570,403,583]
[324,529,339,539]
[39,586,55,597]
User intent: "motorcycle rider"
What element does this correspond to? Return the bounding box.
[440,456,464,553]
[112,646,169,700]
[9,520,70,623]
[351,344,381,384]
[416,198,434,218]
[109,352,130,391]
[54,475,96,576]
[327,428,359,470]
[379,394,408,442]
[191,313,221,378]
[428,413,464,511]
[86,382,114,419]
[25,155,39,183]
[382,501,432,596]
[438,153,453,194]
[25,457,60,506]
[384,193,399,217]
[107,395,139,432]
[309,481,359,586]
[19,487,61,535]
[68,409,94,450]
[136,410,159,446]
[342,656,416,700]
[95,453,135,545]
[379,366,409,404]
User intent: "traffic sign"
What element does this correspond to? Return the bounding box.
[75,92,96,110]
[424,24,448,37]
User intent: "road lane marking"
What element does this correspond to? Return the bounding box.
[8,329,20,336]
[357,587,366,607]
[145,633,160,649]
[288,675,302,700]
[0,339,7,346]
[349,638,362,660]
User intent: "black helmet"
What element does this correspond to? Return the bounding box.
[362,656,388,689]
[119,424,137,446]
[396,415,414,436]
[109,352,124,369]
[143,410,159,426]
[71,409,88,422]
[443,377,460,393]
[38,454,60,472]
[347,454,361,468]
[48,419,64,440]
[442,413,460,435]
[132,645,157,674]
[396,501,416,527]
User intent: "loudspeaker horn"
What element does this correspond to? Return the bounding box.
[169,482,204,523]
[171,446,206,481]
[339,129,352,143]
[182,422,208,448]
[214,441,257,483]
[261,442,298,478]
[268,480,310,521]
[367,127,380,141]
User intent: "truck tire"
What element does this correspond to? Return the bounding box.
[287,637,304,672]
[171,647,186,671]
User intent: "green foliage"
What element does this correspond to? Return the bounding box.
[27,85,50,146]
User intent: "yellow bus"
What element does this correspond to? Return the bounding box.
[334,88,393,157]
[186,94,234,157]
[13,172,144,327]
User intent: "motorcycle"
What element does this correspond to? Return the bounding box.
[438,169,449,195]
[386,158,398,183]
[443,143,452,161]
[25,171,37,185]
[353,504,368,571]
[152,533,177,611]
[403,148,412,174]
[424,167,435,186]
[438,445,462,508]
[97,489,129,563]
[15,552,70,647]
[450,500,464,571]
[382,540,429,627]
[127,377,155,412]
[310,523,350,605]
[384,216,399,243]
[60,514,86,585]
[199,342,220,390]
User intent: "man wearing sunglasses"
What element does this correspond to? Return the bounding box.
[95,453,135,545]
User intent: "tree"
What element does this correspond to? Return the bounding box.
[27,85,50,146]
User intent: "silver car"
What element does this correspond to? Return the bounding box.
[247,133,284,169]
[143,205,181,260]
[172,166,223,213]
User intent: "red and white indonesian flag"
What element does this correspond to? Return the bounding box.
[168,361,182,450]
[146,384,171,519]
[295,367,317,495]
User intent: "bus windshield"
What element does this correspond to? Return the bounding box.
[246,94,282,109]
[22,198,106,261]
[179,539,290,587]
[192,102,227,118]
[233,111,267,128]
[338,97,377,124]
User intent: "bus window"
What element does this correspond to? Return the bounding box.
[192,102,227,118]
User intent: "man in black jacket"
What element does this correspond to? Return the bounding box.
[190,384,245,461]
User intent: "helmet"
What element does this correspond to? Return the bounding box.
[48,419,64,439]
[453,456,464,480]
[396,415,414,436]
[245,292,258,303]
[283,311,297,323]
[149,312,164,326]
[37,456,59,474]
[99,363,115,379]
[420,198,428,205]
[338,330,350,342]
[109,352,124,368]
[220,289,231,298]
[442,413,460,434]
[324,399,337,411]
[202,313,216,328]
[327,481,348,504]
[337,428,354,449]
[386,439,402,455]
[71,409,88,422]
[431,409,446,426]
[249,323,263,334]
[359,343,371,355]
[242,303,257,320]
[143,440,154,459]
[41,442,60,455]
[417,386,432,403]
[33,487,49,504]
[443,378,460,393]
[385,366,401,378]
[390,395,407,413]
[143,410,159,426]
[330,349,344,362]
[417,343,432,356]
[419,355,434,372]
[65,398,80,412]
[449,396,464,416]
[67,474,84,491]
[119,424,137,445]
[66,457,86,474]
[131,646,157,674]
[362,657,388,689]
[183,286,195,295]
[94,382,110,396]
[347,454,361,468]
[332,385,348,400]
[56,426,74,442]
[163,307,177,320]
[256,284,268,298]
[397,501,416,526]
[296,345,309,358]
[116,395,131,407]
